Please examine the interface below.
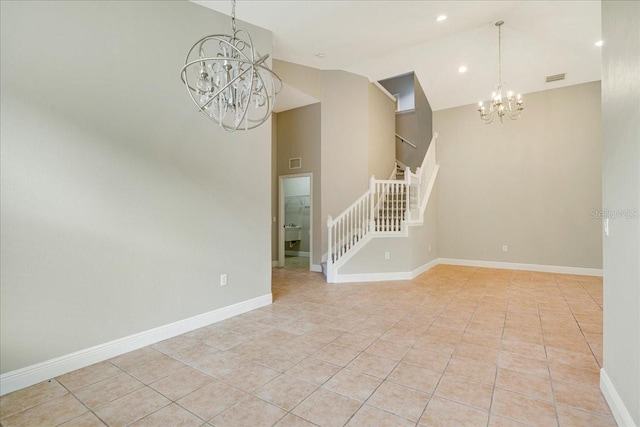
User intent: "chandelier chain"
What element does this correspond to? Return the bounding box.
[231,0,236,32]
[498,23,502,84]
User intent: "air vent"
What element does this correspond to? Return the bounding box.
[546,73,566,83]
[289,157,302,170]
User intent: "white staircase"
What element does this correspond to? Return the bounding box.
[322,133,439,282]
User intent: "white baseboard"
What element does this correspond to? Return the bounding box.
[0,293,273,396]
[310,264,322,273]
[438,258,603,277]
[334,258,440,283]
[332,257,602,284]
[600,368,638,427]
[285,250,310,257]
[335,271,413,283]
[271,260,279,267]
[411,258,440,278]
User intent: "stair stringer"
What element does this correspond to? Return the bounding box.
[406,164,439,225]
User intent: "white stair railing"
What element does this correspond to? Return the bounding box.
[372,179,407,232]
[326,132,438,281]
[327,191,372,264]
[327,178,409,272]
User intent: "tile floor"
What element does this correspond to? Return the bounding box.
[283,256,310,271]
[0,265,616,426]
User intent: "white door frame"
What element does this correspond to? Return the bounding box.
[278,173,313,269]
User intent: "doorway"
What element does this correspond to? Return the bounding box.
[279,173,313,270]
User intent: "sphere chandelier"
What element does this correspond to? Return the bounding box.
[180,0,282,132]
[478,21,524,124]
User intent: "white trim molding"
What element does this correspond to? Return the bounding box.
[331,257,603,284]
[0,293,272,396]
[438,258,603,277]
[285,250,310,257]
[371,81,396,102]
[271,260,279,267]
[310,264,322,273]
[411,258,440,278]
[600,368,638,427]
[334,258,440,283]
[334,271,413,283]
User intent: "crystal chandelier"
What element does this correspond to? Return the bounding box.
[180,0,282,132]
[478,21,523,124]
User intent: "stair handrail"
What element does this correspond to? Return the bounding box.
[418,132,437,173]
[327,190,370,228]
[417,132,438,215]
[395,133,417,149]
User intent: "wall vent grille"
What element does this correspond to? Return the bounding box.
[289,157,302,169]
[546,73,566,83]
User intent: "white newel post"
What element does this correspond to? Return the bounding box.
[327,215,333,266]
[369,175,375,232]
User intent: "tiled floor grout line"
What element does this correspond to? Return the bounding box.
[571,280,606,368]
[541,276,562,427]
[412,269,477,427]
[340,297,439,427]
[485,274,510,427]
[285,291,438,427]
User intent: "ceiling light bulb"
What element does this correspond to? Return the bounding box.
[436,15,447,22]
[595,40,603,47]
[458,66,467,73]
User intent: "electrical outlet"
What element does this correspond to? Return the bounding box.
[220,273,228,286]
[384,252,390,260]
[502,245,508,252]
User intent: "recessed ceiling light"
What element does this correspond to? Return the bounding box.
[458,65,467,73]
[595,40,603,47]
[436,15,447,22]
[315,53,325,58]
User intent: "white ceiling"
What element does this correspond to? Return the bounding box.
[194,1,602,111]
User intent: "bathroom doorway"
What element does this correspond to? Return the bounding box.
[278,173,312,270]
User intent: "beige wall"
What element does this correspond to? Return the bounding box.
[319,70,371,258]
[338,237,412,274]
[275,104,322,265]
[273,61,396,261]
[271,114,279,262]
[411,183,439,267]
[368,84,396,179]
[396,74,433,170]
[274,60,322,101]
[435,81,603,269]
[0,1,273,373]
[601,1,640,424]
